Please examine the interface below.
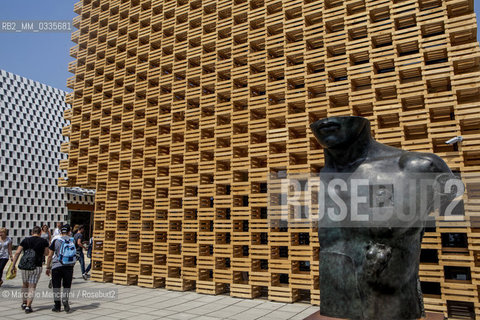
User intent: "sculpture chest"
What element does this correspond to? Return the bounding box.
[318,158,426,320]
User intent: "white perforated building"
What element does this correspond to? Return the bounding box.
[0,69,68,245]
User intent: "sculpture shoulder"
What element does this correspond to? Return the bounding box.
[399,152,452,174]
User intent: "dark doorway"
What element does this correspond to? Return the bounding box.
[68,210,92,240]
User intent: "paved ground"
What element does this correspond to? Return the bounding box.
[0,263,317,320]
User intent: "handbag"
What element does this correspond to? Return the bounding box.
[18,238,37,270]
[6,261,16,280]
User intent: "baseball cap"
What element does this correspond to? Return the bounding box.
[61,224,71,233]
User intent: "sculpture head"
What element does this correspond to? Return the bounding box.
[310,116,370,149]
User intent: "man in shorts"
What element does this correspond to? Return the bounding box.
[11,226,49,313]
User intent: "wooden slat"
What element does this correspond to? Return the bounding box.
[62,0,480,316]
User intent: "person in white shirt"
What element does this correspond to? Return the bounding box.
[52,222,63,238]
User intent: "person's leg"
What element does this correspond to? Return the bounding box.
[84,256,91,279]
[51,267,62,310]
[26,283,37,307]
[21,282,28,307]
[80,250,85,274]
[26,267,41,308]
[0,258,8,283]
[85,261,91,274]
[62,267,74,312]
[20,270,29,307]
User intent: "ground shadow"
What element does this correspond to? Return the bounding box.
[68,302,101,313]
[31,302,100,313]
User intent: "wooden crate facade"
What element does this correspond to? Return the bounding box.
[62,0,480,317]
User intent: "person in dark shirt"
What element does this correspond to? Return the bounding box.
[11,226,49,313]
[74,225,87,279]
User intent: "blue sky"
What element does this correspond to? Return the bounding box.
[0,0,75,91]
[0,1,479,92]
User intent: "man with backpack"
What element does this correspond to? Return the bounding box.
[11,226,49,313]
[46,224,76,313]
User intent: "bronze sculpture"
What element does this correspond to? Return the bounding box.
[309,116,460,320]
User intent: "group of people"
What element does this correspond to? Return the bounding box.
[0,223,92,313]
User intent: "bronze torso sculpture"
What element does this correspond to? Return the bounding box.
[310,116,457,320]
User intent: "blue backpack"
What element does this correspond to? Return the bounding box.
[58,237,77,265]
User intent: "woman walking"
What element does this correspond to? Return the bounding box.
[41,225,51,244]
[40,225,51,266]
[0,227,13,287]
[72,224,80,236]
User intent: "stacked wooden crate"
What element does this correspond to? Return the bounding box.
[61,0,480,317]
